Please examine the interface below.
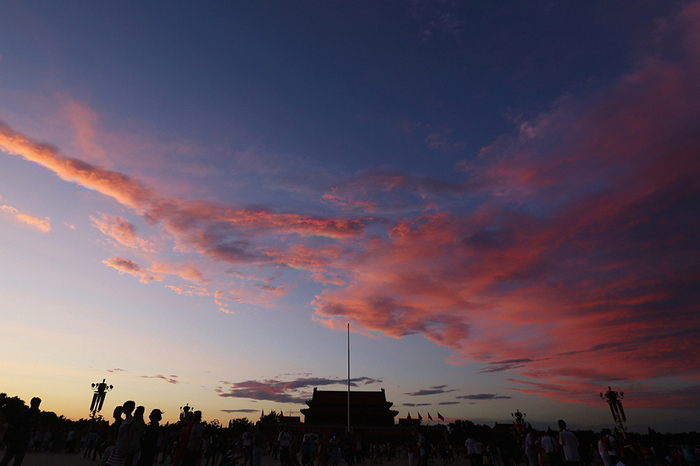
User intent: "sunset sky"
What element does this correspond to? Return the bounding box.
[1,1,699,432]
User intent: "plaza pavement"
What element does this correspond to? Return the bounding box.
[19,452,472,466]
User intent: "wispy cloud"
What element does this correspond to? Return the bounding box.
[409,0,464,41]
[312,2,700,406]
[217,376,382,404]
[320,167,471,215]
[91,214,155,252]
[2,2,700,409]
[103,257,161,283]
[480,359,534,373]
[0,121,373,311]
[141,374,179,384]
[0,202,51,233]
[405,385,457,396]
[456,394,511,400]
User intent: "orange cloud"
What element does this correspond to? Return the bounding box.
[104,256,211,297]
[91,214,155,252]
[312,2,700,403]
[0,121,371,288]
[102,257,160,283]
[322,189,377,212]
[0,203,51,233]
[151,262,208,284]
[62,99,110,166]
[0,123,155,209]
[2,2,700,410]
[213,282,291,309]
[166,284,209,296]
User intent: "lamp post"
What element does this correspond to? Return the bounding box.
[180,403,193,423]
[600,386,627,438]
[90,379,113,420]
[511,409,527,439]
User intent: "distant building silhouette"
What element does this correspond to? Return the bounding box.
[301,388,398,426]
[279,414,301,425]
[398,416,421,427]
[492,422,518,435]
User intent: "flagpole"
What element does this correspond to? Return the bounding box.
[347,322,350,433]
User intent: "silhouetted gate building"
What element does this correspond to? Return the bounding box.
[301,388,399,426]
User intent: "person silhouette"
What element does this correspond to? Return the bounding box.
[557,420,580,466]
[137,409,163,466]
[107,400,136,466]
[0,397,41,466]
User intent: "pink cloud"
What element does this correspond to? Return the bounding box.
[213,281,291,309]
[62,99,110,166]
[313,2,700,405]
[141,374,179,384]
[322,188,377,212]
[319,167,470,216]
[102,257,161,283]
[218,376,381,404]
[151,261,208,284]
[1,2,699,409]
[0,203,51,233]
[0,123,155,209]
[91,214,155,252]
[166,284,209,296]
[219,379,307,404]
[103,255,211,295]
[0,120,370,308]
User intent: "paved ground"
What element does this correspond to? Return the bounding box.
[19,453,465,466]
[16,451,93,466]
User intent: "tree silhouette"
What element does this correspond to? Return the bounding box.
[258,410,281,426]
[0,393,27,424]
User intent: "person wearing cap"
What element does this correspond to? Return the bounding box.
[137,409,163,466]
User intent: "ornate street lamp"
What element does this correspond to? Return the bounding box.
[180,403,193,423]
[90,379,113,420]
[512,409,527,438]
[600,386,627,437]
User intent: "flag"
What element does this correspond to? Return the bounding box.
[438,412,445,422]
[418,412,423,421]
[428,413,433,421]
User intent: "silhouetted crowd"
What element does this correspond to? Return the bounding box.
[1,397,699,466]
